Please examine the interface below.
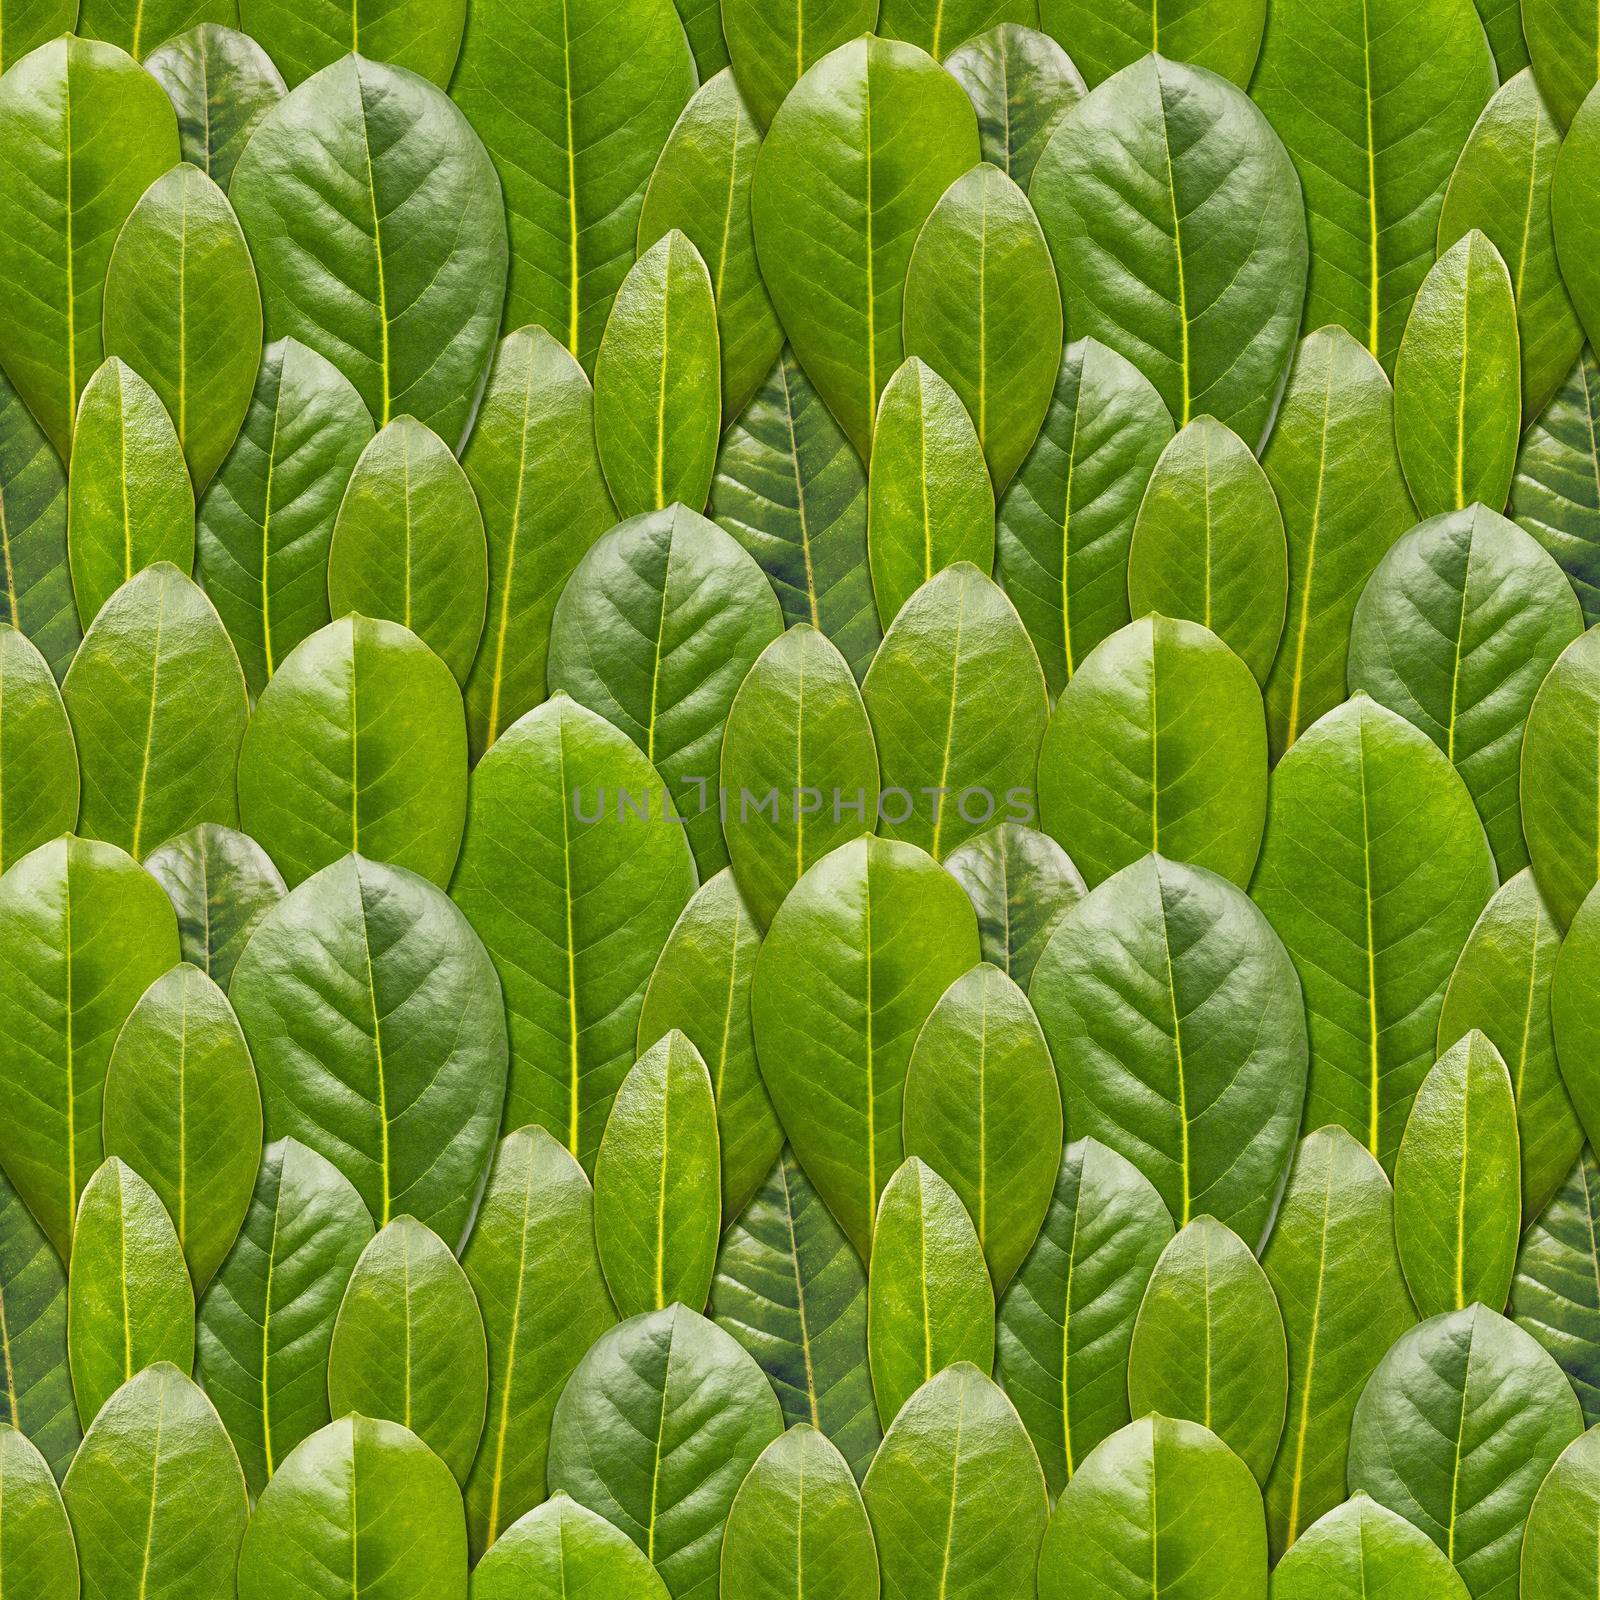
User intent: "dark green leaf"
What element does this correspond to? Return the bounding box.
[1270,1494,1470,1598]
[470,1493,669,1599]
[0,625,76,875]
[237,0,465,86]
[945,25,1085,190]
[0,1426,77,1600]
[1523,627,1600,924]
[720,0,878,127]
[145,25,286,192]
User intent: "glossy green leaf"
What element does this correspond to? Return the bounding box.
[0,1426,77,1600]
[1262,1128,1416,1559]
[867,1158,995,1427]
[1251,695,1497,1169]
[450,694,697,1171]
[1522,1426,1600,1596]
[1262,327,1417,760]
[548,1304,784,1600]
[1251,0,1493,373]
[0,36,178,460]
[750,835,980,1259]
[1348,1305,1583,1597]
[143,823,286,991]
[1555,92,1600,378]
[711,1148,882,1481]
[1038,0,1261,84]
[863,1363,1047,1600]
[236,615,467,889]
[866,360,994,628]
[75,0,233,58]
[328,1216,488,1484]
[995,337,1173,694]
[1525,0,1600,126]
[750,36,980,460]
[238,0,464,86]
[461,1127,617,1559]
[470,1493,670,1599]
[66,1158,193,1427]
[65,359,193,630]
[1126,416,1288,684]
[62,1365,247,1600]
[102,962,260,1289]
[720,0,878,127]
[461,326,617,759]
[877,0,1033,56]
[639,871,783,1220]
[236,1414,467,1600]
[945,25,1084,189]
[672,0,727,80]
[196,1137,374,1495]
[1270,1494,1470,1599]
[711,347,881,680]
[230,853,508,1249]
[720,624,880,927]
[1031,854,1308,1249]
[863,564,1046,861]
[231,54,507,451]
[1555,885,1600,1151]
[548,503,783,876]
[1523,626,1600,924]
[0,836,178,1260]
[145,25,285,191]
[1037,615,1268,891]
[1031,55,1306,450]
[326,416,488,685]
[943,823,1084,989]
[0,625,76,875]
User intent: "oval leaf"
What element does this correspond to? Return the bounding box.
[945,25,1086,190]
[1523,626,1600,925]
[0,1427,76,1600]
[721,0,878,127]
[1271,1494,1470,1599]
[1523,1427,1600,1598]
[0,625,77,875]
[145,25,286,191]
[470,1493,669,1599]
[1555,85,1600,364]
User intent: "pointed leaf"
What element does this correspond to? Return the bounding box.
[0,1426,76,1600]
[945,25,1085,189]
[237,0,464,86]
[1269,1494,1470,1599]
[145,25,286,191]
[1523,626,1600,924]
[0,370,76,680]
[470,1494,669,1599]
[0,625,76,875]
[721,0,878,127]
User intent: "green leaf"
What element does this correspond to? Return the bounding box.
[1031,56,1306,450]
[720,624,880,927]
[462,327,617,760]
[0,1168,79,1480]
[1348,504,1583,877]
[0,36,178,460]
[722,1426,878,1600]
[450,694,697,1172]
[866,359,995,628]
[902,962,1060,1288]
[102,162,260,489]
[1555,93,1600,444]
[995,337,1173,694]
[877,0,1034,57]
[231,54,508,452]
[0,836,179,1260]
[102,962,260,1289]
[750,36,980,459]
[75,0,235,59]
[672,0,727,80]
[943,823,1085,989]
[0,0,77,73]
[1439,70,1582,420]
[864,1363,1047,1600]
[1261,327,1417,761]
[1250,695,1497,1170]
[1270,1494,1471,1599]
[236,616,467,889]
[326,417,488,685]
[1555,887,1600,1154]
[902,162,1061,489]
[639,70,783,422]
[595,1031,721,1317]
[1513,1148,1600,1425]
[1262,1128,1416,1559]
[196,1137,374,1496]
[996,1137,1173,1494]
[548,503,783,876]
[237,0,464,86]
[945,25,1085,190]
[462,1128,617,1559]
[63,1365,247,1600]
[145,25,285,192]
[1250,0,1493,373]
[1474,0,1529,79]
[1039,0,1262,84]
[1348,1304,1583,1598]
[328,1216,488,1485]
[1127,1216,1287,1485]
[1512,347,1600,626]
[1525,0,1600,126]
[143,823,286,991]
[230,854,509,1249]
[0,625,76,876]
[863,563,1046,861]
[639,872,782,1221]
[1394,231,1521,517]
[1523,1427,1600,1597]
[66,1158,194,1427]
[1126,416,1289,684]
[1394,1032,1520,1319]
[750,835,981,1258]
[1524,627,1600,925]
[548,1304,784,1600]
[711,348,881,680]
[720,0,878,127]
[65,359,194,630]
[236,1414,467,1600]
[711,1148,881,1480]
[470,1494,670,1599]
[0,1426,77,1600]
[867,1158,995,1427]
[1037,1413,1266,1600]
[1037,615,1268,891]
[1031,854,1308,1249]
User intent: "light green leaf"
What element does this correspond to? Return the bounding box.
[877,0,1034,57]
[945,24,1085,189]
[0,1426,76,1600]
[0,625,76,876]
[237,0,464,85]
[1525,0,1600,126]
[1522,1426,1600,1597]
[0,0,77,73]
[721,0,878,127]
[1270,1494,1470,1599]
[1555,885,1600,1153]
[75,0,234,58]
[1523,626,1600,924]
[470,1494,669,1599]
[1038,0,1263,85]
[145,25,285,191]
[943,823,1084,989]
